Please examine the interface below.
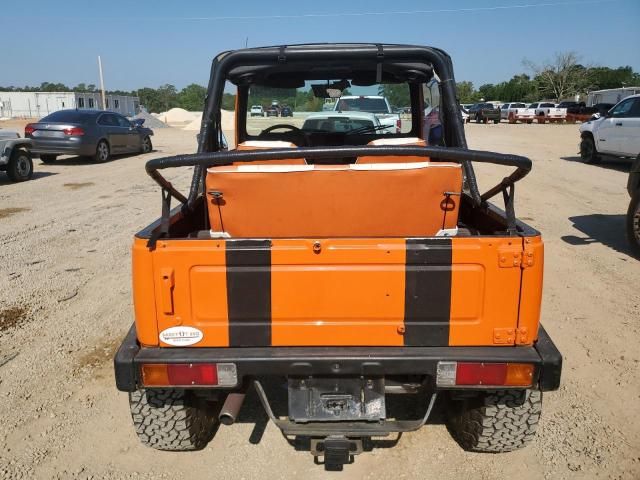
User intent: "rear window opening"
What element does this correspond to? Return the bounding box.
[40,110,93,123]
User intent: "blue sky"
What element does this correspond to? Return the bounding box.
[3,0,639,91]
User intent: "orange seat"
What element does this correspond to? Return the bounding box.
[235,141,306,165]
[205,162,462,238]
[356,137,429,164]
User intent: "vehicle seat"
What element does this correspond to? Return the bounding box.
[356,137,429,164]
[205,161,462,238]
[235,140,306,165]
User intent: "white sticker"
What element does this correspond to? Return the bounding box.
[159,326,203,346]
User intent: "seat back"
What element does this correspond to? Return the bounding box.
[205,162,462,238]
[235,140,306,165]
[356,137,428,164]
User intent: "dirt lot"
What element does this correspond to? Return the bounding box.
[1,119,639,479]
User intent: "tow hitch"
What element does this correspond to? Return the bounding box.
[311,436,362,471]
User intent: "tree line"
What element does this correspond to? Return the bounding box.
[457,54,639,104]
[2,53,638,112]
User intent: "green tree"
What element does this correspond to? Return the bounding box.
[378,84,410,108]
[178,84,207,111]
[456,81,476,103]
[524,52,591,101]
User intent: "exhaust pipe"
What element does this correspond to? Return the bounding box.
[219,391,246,425]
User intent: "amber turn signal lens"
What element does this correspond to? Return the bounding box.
[141,364,170,386]
[505,363,534,387]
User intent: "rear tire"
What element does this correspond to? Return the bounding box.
[141,135,153,154]
[40,154,56,164]
[7,149,33,182]
[129,389,218,451]
[580,136,600,164]
[627,191,640,258]
[447,389,542,453]
[94,140,110,163]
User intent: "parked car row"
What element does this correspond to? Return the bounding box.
[1,109,155,182]
[249,104,294,117]
[461,100,616,124]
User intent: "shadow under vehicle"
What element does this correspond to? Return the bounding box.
[113,44,562,471]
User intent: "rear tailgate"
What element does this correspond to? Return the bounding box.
[133,235,542,348]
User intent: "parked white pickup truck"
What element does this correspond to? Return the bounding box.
[579,94,640,164]
[334,96,400,133]
[530,102,565,123]
[500,103,535,124]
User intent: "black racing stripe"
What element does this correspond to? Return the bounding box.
[226,239,271,347]
[404,238,452,346]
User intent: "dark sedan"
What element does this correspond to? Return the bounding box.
[280,106,293,117]
[25,109,154,163]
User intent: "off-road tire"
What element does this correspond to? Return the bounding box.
[129,389,218,451]
[580,135,600,164]
[627,191,640,258]
[94,140,110,163]
[447,389,542,453]
[7,149,33,182]
[40,154,56,164]
[141,135,153,154]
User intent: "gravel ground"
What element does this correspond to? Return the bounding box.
[0,120,639,479]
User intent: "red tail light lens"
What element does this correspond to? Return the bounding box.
[63,127,85,136]
[396,118,402,132]
[436,362,534,387]
[141,363,237,387]
[456,363,507,385]
[24,124,35,135]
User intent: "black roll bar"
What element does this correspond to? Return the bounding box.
[188,44,485,212]
[145,145,531,207]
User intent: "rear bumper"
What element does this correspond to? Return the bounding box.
[114,325,562,393]
[30,138,96,156]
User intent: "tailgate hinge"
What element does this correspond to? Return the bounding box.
[498,243,535,268]
[493,327,529,345]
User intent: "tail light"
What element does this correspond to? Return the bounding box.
[436,362,534,388]
[141,363,237,387]
[396,118,402,133]
[24,124,35,135]
[63,127,85,136]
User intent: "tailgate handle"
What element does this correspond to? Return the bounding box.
[160,268,175,314]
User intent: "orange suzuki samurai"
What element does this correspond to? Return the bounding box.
[114,44,562,470]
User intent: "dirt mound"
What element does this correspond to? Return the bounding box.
[132,110,168,128]
[156,108,200,126]
[183,110,235,131]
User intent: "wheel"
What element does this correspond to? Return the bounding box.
[40,154,56,164]
[94,140,110,163]
[580,136,600,164]
[476,115,482,124]
[129,389,218,451]
[6,149,33,182]
[508,113,516,124]
[493,119,499,124]
[141,136,153,154]
[627,191,640,258]
[447,389,542,453]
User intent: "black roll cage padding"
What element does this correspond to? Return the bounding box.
[188,44,483,213]
[145,145,532,236]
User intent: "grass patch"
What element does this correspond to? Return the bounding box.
[0,306,28,332]
[0,207,29,219]
[63,182,95,190]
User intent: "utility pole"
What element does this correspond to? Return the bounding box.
[98,55,106,110]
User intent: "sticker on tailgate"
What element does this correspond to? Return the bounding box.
[159,326,203,346]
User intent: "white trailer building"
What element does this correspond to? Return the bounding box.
[0,91,140,119]
[586,87,640,106]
